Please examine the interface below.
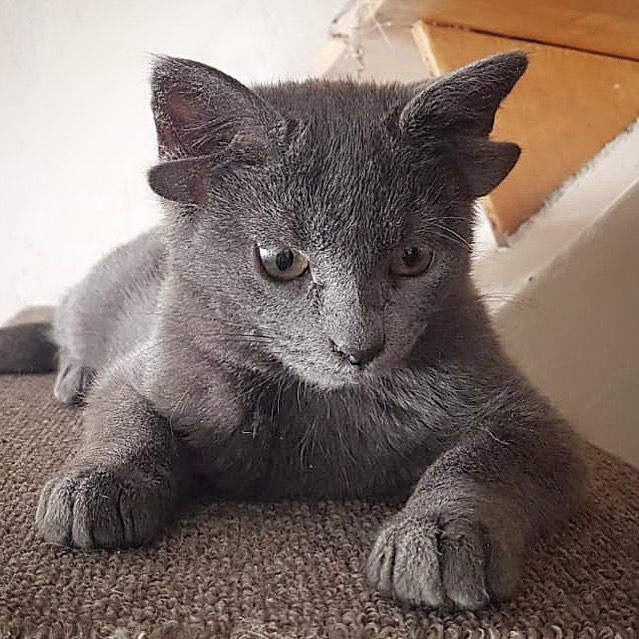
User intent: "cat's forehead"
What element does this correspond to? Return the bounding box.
[262,83,416,203]
[250,81,445,255]
[258,81,414,163]
[261,153,417,266]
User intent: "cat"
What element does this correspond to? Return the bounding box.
[0,52,585,611]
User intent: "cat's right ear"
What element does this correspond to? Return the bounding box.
[399,52,528,198]
[148,56,285,205]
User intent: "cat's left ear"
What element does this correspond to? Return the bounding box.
[147,56,287,205]
[399,52,528,198]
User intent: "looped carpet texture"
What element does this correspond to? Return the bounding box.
[1,374,638,638]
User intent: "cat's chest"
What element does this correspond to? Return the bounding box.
[208,378,450,499]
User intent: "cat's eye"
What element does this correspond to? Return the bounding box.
[258,246,309,281]
[390,247,434,277]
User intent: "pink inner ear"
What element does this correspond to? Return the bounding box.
[158,89,206,157]
[166,89,202,124]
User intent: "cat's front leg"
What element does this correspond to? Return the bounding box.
[367,395,585,609]
[36,362,192,549]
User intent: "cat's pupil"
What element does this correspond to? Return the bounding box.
[402,248,420,268]
[276,250,295,271]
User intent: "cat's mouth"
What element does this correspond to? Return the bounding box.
[319,357,388,389]
[275,338,400,390]
[290,359,376,390]
[339,366,370,385]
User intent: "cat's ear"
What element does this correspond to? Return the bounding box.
[151,56,284,159]
[399,52,528,197]
[400,52,528,139]
[148,57,286,205]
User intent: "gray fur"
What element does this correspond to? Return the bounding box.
[24,52,586,609]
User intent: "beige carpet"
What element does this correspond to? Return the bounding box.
[1,374,638,638]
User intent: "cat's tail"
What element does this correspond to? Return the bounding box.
[0,307,58,374]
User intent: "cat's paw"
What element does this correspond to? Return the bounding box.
[36,466,170,549]
[366,501,523,610]
[53,361,95,406]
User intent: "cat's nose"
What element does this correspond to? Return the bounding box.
[333,342,384,368]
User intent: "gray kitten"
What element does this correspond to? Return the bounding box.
[0,52,585,610]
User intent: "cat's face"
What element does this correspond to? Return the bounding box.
[148,55,526,388]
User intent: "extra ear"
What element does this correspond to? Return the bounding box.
[148,156,210,206]
[399,52,528,197]
[147,137,269,206]
[148,56,286,205]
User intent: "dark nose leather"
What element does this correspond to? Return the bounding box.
[336,343,383,368]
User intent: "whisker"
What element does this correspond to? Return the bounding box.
[427,221,473,251]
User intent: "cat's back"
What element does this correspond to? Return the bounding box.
[54,227,167,370]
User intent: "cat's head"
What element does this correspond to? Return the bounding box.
[147,53,527,388]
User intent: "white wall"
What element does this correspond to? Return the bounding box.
[492,182,639,468]
[0,0,345,322]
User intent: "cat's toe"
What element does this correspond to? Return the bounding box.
[367,517,445,608]
[36,468,166,549]
[36,476,76,545]
[437,520,490,610]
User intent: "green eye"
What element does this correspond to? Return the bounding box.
[390,247,434,277]
[258,246,309,281]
